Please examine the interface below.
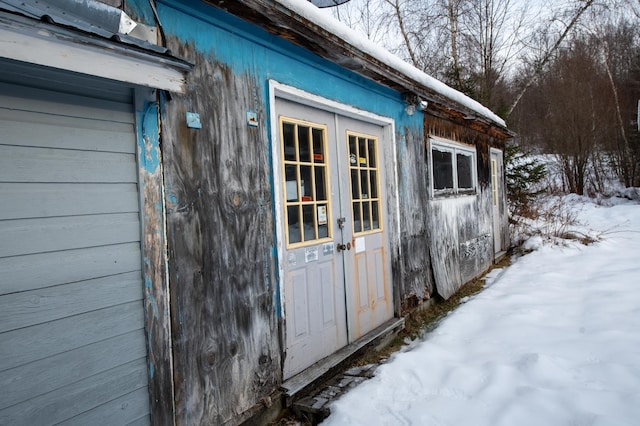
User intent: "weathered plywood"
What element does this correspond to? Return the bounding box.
[392,128,435,307]
[423,115,505,300]
[161,50,279,424]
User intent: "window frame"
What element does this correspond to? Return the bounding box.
[429,136,477,197]
[280,116,334,249]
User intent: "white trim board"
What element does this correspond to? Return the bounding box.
[0,13,188,93]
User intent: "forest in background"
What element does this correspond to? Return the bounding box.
[325,0,640,195]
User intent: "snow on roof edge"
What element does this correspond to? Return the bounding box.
[275,0,507,128]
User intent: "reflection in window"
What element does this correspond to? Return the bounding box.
[433,149,454,190]
[348,132,382,234]
[280,117,332,246]
[430,138,477,196]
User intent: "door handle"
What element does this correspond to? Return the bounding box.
[336,242,352,252]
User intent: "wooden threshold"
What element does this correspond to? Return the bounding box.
[281,317,405,403]
[494,250,507,264]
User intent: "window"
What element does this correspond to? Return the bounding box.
[281,117,332,246]
[348,132,382,234]
[430,137,477,196]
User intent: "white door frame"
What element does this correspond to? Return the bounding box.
[490,147,504,254]
[268,80,400,357]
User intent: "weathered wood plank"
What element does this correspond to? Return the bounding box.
[0,212,140,258]
[0,112,135,153]
[162,52,279,424]
[0,145,137,183]
[391,129,434,307]
[0,359,148,426]
[0,271,143,333]
[0,243,141,295]
[0,81,134,124]
[0,330,147,410]
[0,302,144,372]
[135,94,175,426]
[0,183,139,220]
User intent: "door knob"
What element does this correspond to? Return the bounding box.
[337,243,346,252]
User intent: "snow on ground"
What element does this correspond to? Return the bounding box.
[323,195,640,426]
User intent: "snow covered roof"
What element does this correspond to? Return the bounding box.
[276,0,506,128]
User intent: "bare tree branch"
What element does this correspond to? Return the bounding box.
[505,0,596,118]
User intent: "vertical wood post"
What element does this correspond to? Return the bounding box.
[135,89,175,425]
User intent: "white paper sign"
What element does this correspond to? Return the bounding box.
[317,205,327,225]
[355,237,365,253]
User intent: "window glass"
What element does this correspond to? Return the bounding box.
[433,149,454,190]
[457,153,473,190]
[431,139,476,196]
[348,132,381,234]
[281,117,331,246]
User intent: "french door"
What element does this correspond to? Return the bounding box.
[275,98,392,378]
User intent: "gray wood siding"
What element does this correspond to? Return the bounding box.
[0,70,150,425]
[161,52,279,425]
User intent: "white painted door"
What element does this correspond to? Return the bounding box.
[275,99,393,379]
[337,116,393,341]
[491,149,504,254]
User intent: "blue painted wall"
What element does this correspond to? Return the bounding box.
[131,0,423,131]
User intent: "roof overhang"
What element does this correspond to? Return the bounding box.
[207,0,512,138]
[0,10,192,93]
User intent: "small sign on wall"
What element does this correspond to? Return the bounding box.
[247,111,258,127]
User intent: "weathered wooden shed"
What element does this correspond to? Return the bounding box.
[0,0,510,424]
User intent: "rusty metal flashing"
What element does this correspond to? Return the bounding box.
[0,0,192,71]
[207,0,511,137]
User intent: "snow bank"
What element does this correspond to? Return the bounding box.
[323,198,640,426]
[275,0,506,128]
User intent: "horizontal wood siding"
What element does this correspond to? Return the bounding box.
[0,67,150,425]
